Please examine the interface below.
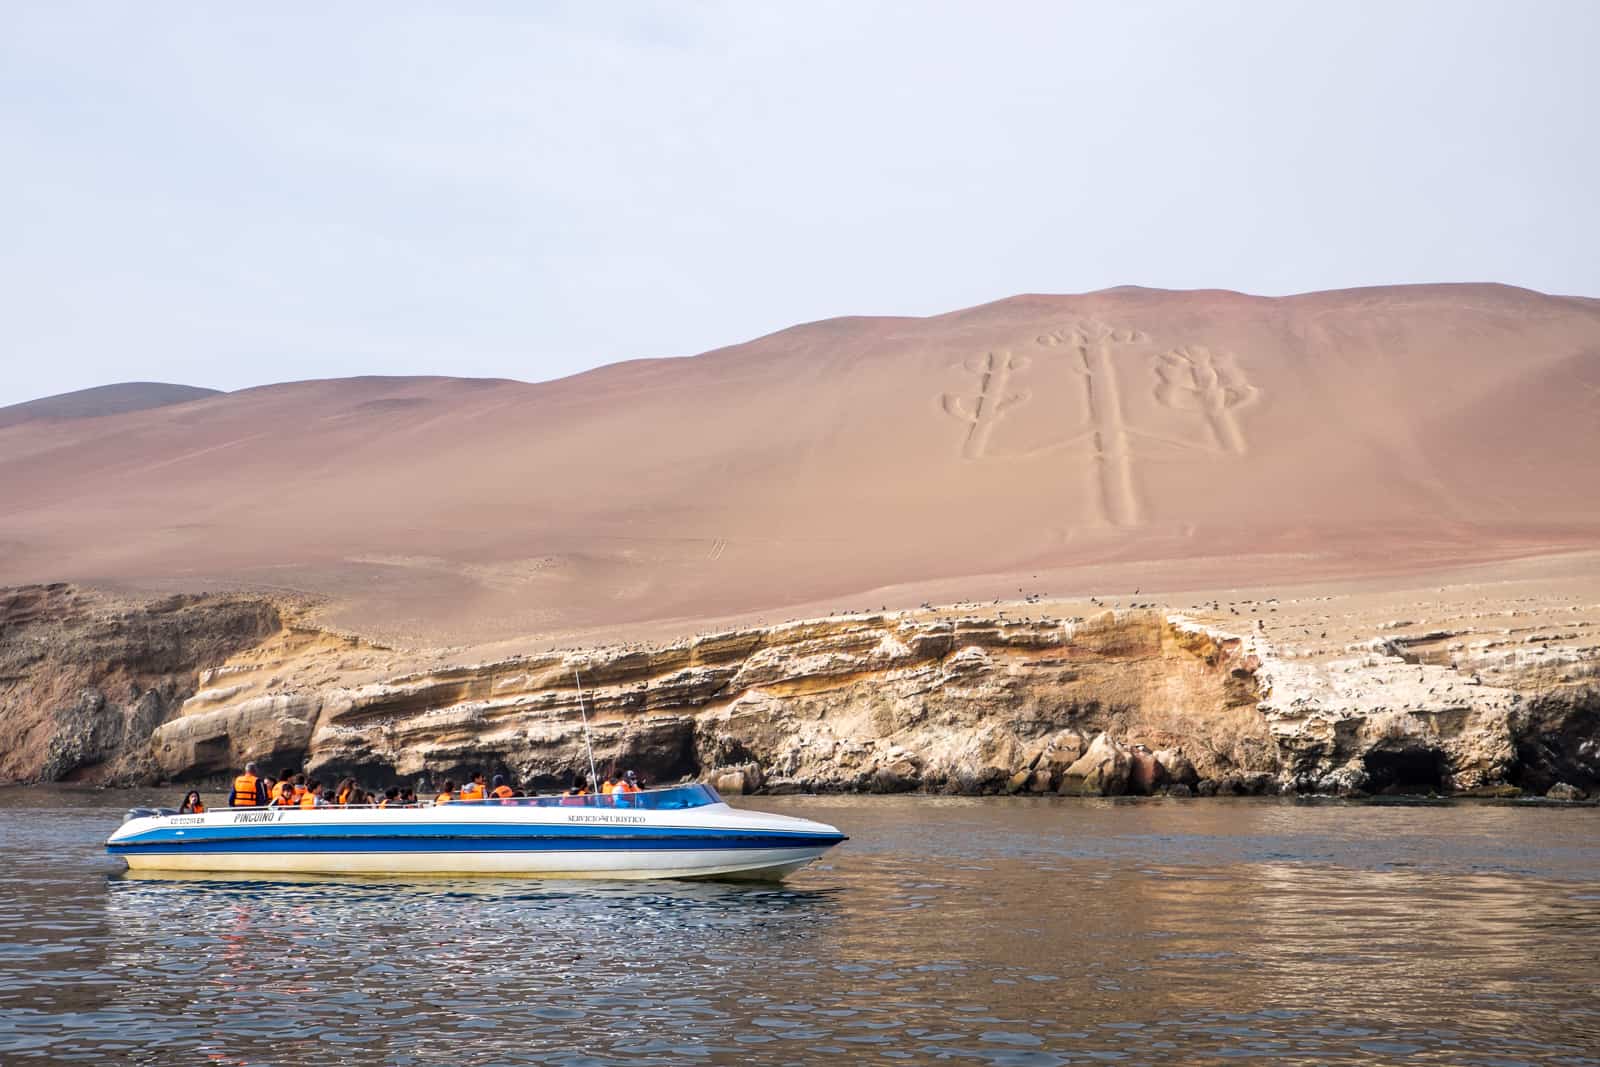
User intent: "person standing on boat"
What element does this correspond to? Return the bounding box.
[229,763,268,807]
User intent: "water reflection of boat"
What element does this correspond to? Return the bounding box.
[106,784,846,881]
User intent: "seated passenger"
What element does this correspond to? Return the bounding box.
[349,788,369,806]
[299,780,326,808]
[434,780,457,805]
[490,774,514,800]
[399,788,418,807]
[269,766,294,804]
[289,773,308,805]
[459,773,487,801]
[379,787,399,809]
[179,790,205,814]
[335,777,356,806]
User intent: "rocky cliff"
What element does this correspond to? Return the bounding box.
[0,585,279,784]
[5,582,1592,798]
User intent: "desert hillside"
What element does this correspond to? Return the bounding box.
[1,284,1597,645]
[0,381,222,430]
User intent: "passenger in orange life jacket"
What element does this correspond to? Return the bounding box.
[434,780,457,805]
[334,777,356,806]
[287,773,307,805]
[489,775,514,800]
[179,790,206,814]
[270,785,297,808]
[299,780,326,808]
[229,762,268,807]
[379,787,399,809]
[609,771,639,806]
[458,773,487,801]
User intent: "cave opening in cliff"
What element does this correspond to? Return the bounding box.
[1363,748,1445,794]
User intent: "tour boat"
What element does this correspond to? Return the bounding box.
[106,784,846,881]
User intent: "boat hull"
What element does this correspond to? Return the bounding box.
[106,791,845,882]
[120,845,826,880]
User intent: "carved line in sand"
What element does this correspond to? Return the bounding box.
[1038,323,1149,527]
[1154,345,1261,454]
[941,322,1263,529]
[940,350,1032,460]
[707,538,728,561]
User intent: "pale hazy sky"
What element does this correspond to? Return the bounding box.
[2,1,1596,406]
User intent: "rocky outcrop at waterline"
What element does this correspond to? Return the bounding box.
[2,584,1596,797]
[0,585,279,784]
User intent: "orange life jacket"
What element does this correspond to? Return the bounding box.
[435,792,454,805]
[291,786,306,803]
[490,785,514,799]
[268,782,288,804]
[190,801,206,813]
[377,798,390,808]
[336,788,352,805]
[459,783,485,801]
[230,773,260,807]
[300,792,319,809]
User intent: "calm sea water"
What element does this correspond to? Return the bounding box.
[1,789,1597,1066]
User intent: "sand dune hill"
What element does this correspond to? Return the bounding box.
[0,381,221,430]
[1,284,1597,644]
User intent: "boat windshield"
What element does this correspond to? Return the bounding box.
[450,783,725,810]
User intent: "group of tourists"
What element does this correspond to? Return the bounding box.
[214,762,646,810]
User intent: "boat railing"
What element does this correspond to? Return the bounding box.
[210,782,725,814]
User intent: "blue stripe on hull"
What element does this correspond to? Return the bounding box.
[115,822,835,842]
[109,831,844,855]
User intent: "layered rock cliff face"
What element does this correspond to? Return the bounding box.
[0,585,279,784]
[3,584,1596,797]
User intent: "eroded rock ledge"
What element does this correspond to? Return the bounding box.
[3,585,1596,797]
[0,584,279,784]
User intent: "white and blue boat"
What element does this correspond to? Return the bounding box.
[106,784,846,881]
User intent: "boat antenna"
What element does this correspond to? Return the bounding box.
[573,669,601,795]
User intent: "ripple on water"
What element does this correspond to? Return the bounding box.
[1,791,1599,1064]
